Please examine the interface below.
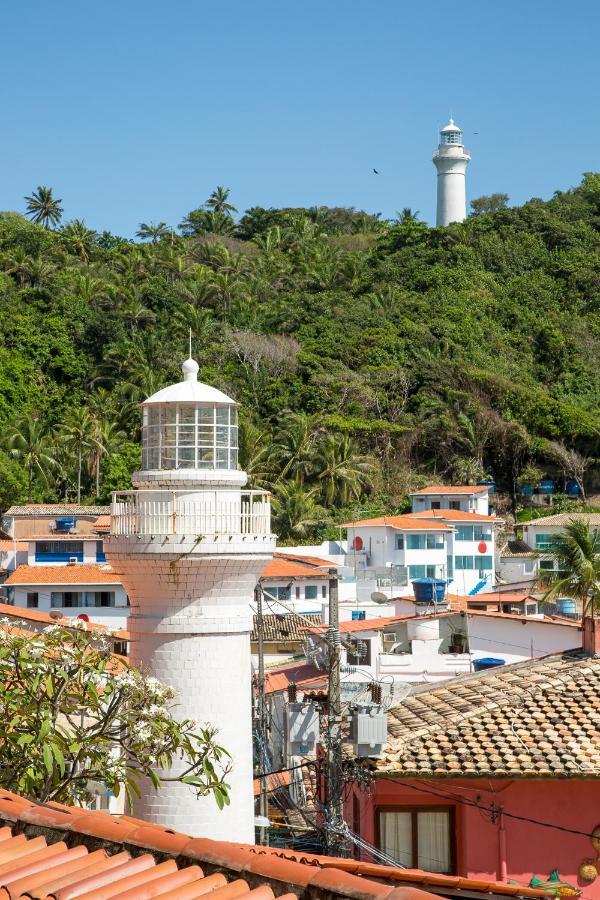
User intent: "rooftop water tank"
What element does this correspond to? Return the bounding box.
[565,480,582,497]
[473,657,505,672]
[55,517,76,532]
[477,480,497,493]
[412,578,447,604]
[538,480,555,495]
[556,597,578,617]
[518,483,534,496]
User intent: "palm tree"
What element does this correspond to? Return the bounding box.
[316,434,375,507]
[206,186,237,216]
[61,220,96,262]
[274,412,323,484]
[24,186,63,228]
[5,417,59,501]
[271,483,329,542]
[136,222,171,243]
[58,408,98,503]
[540,520,600,618]
[88,418,127,498]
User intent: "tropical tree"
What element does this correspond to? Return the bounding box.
[540,520,600,618]
[0,621,230,809]
[136,221,171,243]
[61,219,96,261]
[315,433,375,506]
[58,408,98,503]
[24,186,63,228]
[5,417,58,500]
[271,483,329,543]
[206,186,237,216]
[275,412,323,484]
[89,417,127,498]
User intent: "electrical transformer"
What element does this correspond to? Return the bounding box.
[351,704,388,758]
[284,701,320,756]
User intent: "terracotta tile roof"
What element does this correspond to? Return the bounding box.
[93,515,111,529]
[466,608,581,627]
[0,602,130,641]
[339,515,452,531]
[253,769,292,796]
[0,788,459,900]
[376,651,600,778]
[305,616,409,636]
[263,661,327,695]
[252,614,321,643]
[0,541,28,552]
[411,485,490,495]
[276,552,336,568]
[261,558,329,579]
[4,564,122,586]
[520,512,600,527]
[4,504,110,517]
[410,509,500,523]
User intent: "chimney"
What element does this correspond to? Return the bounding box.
[582,616,600,657]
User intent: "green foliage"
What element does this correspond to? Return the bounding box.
[1,176,600,536]
[0,622,230,807]
[540,520,600,616]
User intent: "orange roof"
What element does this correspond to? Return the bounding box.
[253,769,292,796]
[340,515,452,531]
[278,552,336,567]
[262,558,328,579]
[263,661,326,694]
[0,541,28,551]
[5,564,122,586]
[306,616,409,635]
[466,608,581,627]
[410,509,500,523]
[0,601,129,640]
[412,485,490,495]
[94,514,111,528]
[0,787,548,900]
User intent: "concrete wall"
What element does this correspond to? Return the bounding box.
[9,583,128,631]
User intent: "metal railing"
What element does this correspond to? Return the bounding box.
[111,489,272,537]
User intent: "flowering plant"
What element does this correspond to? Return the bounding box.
[0,621,230,810]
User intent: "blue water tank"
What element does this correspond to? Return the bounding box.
[477,480,497,493]
[412,578,447,604]
[557,598,577,616]
[473,657,505,672]
[351,610,366,620]
[518,483,534,496]
[55,517,76,532]
[565,480,581,497]
[538,480,555,495]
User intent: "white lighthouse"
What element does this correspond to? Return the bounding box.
[432,118,470,226]
[106,359,275,841]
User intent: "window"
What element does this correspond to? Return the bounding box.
[321,585,327,598]
[455,556,474,570]
[50,592,116,608]
[449,501,461,510]
[51,592,79,608]
[447,555,454,577]
[455,526,473,542]
[96,540,106,563]
[539,559,555,571]
[409,565,426,579]
[473,526,492,541]
[526,603,538,615]
[535,534,554,550]
[295,586,300,599]
[35,541,83,563]
[26,592,38,608]
[474,555,492,571]
[304,585,318,600]
[269,586,291,602]
[407,534,425,550]
[426,534,444,550]
[142,404,239,471]
[426,566,437,578]
[379,808,454,873]
[347,639,371,666]
[395,534,404,550]
[430,501,441,510]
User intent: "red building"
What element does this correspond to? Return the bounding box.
[348,652,600,897]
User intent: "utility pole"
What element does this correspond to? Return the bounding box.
[325,569,345,855]
[255,583,269,846]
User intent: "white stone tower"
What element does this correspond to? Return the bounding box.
[106,359,275,842]
[432,118,470,226]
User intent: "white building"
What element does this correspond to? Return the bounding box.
[520,512,600,578]
[433,118,470,226]
[106,358,275,841]
[341,485,500,600]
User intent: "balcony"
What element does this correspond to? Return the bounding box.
[110,489,272,537]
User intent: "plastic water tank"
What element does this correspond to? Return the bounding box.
[55,517,76,532]
[477,480,496,493]
[518,483,534,496]
[557,598,577,616]
[538,480,555,495]
[473,657,505,672]
[412,578,447,604]
[565,480,581,497]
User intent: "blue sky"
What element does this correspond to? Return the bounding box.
[0,0,598,235]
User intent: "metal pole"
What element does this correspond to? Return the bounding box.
[326,569,345,855]
[255,583,268,846]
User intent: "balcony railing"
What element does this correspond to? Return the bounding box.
[111,490,272,537]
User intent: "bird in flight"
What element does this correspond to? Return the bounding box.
[373,168,379,174]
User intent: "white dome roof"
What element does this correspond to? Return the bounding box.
[441,118,462,133]
[143,359,237,406]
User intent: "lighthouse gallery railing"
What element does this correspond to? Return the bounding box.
[111,490,272,537]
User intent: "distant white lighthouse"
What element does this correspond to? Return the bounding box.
[432,118,470,226]
[106,359,275,841]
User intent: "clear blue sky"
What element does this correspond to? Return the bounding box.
[1,0,598,235]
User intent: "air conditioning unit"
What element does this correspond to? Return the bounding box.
[351,704,388,758]
[284,701,320,757]
[67,557,78,565]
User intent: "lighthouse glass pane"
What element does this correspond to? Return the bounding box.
[178,426,195,446]
[179,406,195,424]
[216,426,228,446]
[216,408,229,425]
[178,447,195,468]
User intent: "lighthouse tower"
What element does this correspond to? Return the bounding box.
[106,359,275,841]
[432,118,470,226]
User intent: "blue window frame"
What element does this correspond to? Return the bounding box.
[474,526,493,541]
[474,555,493,570]
[426,534,445,550]
[409,565,426,579]
[35,541,83,563]
[304,585,318,600]
[96,540,106,563]
[535,534,554,550]
[456,526,474,542]
[455,555,474,570]
[407,535,426,550]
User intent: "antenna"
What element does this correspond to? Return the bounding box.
[189,327,192,360]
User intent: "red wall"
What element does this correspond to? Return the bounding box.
[349,778,600,897]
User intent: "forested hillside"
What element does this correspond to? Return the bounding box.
[1,177,600,540]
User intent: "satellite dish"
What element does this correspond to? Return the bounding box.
[371,591,390,604]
